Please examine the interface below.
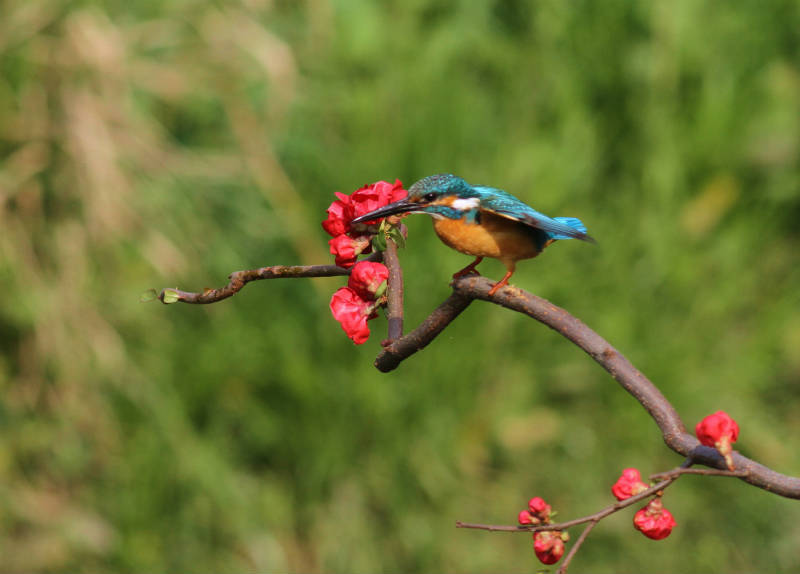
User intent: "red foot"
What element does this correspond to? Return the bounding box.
[487,270,514,297]
[452,257,484,279]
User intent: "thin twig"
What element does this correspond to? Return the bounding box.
[460,460,694,568]
[557,520,597,574]
[158,264,350,304]
[456,476,676,534]
[155,251,386,304]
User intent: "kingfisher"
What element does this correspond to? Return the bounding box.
[351,174,595,296]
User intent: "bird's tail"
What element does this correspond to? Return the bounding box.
[549,217,595,243]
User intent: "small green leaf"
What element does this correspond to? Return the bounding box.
[373,232,387,252]
[373,280,388,298]
[388,226,406,249]
[139,288,158,303]
[161,288,181,304]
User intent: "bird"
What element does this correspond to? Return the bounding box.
[351,174,595,296]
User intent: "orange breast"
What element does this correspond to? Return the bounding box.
[432,212,543,269]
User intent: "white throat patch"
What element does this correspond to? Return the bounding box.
[451,197,480,211]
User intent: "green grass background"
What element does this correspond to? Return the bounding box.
[1,0,799,571]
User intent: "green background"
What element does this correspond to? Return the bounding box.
[2,0,799,571]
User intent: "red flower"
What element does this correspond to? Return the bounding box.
[518,510,535,525]
[322,192,354,237]
[323,180,405,341]
[695,411,740,469]
[329,287,375,344]
[633,498,676,540]
[533,531,565,565]
[612,468,650,501]
[348,261,389,300]
[695,411,740,446]
[528,497,552,521]
[349,179,407,222]
[329,234,372,268]
[518,496,552,526]
[322,180,407,238]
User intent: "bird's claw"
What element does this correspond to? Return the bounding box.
[452,268,481,279]
[452,257,484,279]
[487,273,513,297]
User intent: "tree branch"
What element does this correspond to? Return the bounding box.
[650,467,749,481]
[157,264,351,304]
[383,237,404,341]
[440,276,800,499]
[375,291,473,372]
[154,260,800,499]
[373,275,800,498]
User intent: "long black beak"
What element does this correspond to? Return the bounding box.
[350,198,419,224]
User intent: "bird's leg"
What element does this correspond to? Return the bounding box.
[487,269,514,297]
[452,257,484,279]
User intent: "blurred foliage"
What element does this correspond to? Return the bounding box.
[1,0,800,571]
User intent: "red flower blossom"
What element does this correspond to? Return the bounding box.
[322,180,407,238]
[348,261,389,300]
[329,287,375,344]
[696,411,740,446]
[695,411,740,469]
[322,192,354,237]
[533,530,565,565]
[329,234,372,268]
[518,496,552,526]
[633,498,676,540]
[612,468,650,501]
[349,179,407,222]
[528,497,552,521]
[518,510,535,525]
[323,180,405,341]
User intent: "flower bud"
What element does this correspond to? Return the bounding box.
[518,510,535,525]
[611,468,650,501]
[695,411,739,470]
[328,234,372,268]
[527,497,552,522]
[533,530,565,565]
[633,498,677,540]
[348,261,389,300]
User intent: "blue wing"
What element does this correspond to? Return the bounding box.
[472,186,595,243]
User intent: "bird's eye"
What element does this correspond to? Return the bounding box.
[423,192,437,202]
